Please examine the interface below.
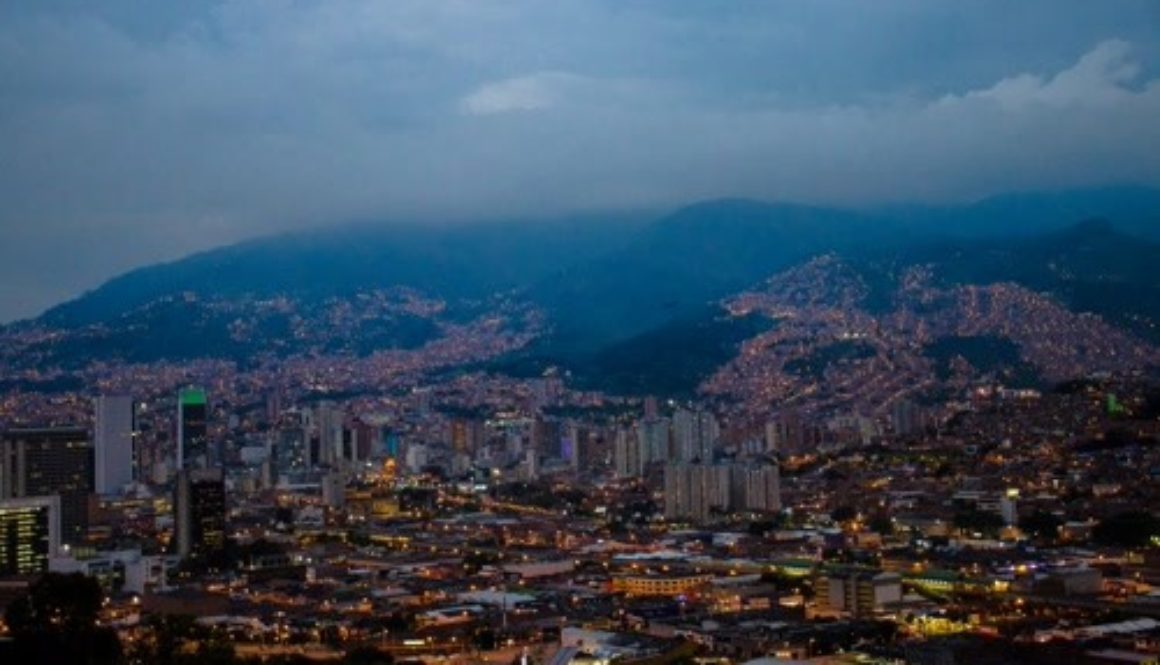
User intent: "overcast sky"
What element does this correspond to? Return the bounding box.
[1,1,1158,322]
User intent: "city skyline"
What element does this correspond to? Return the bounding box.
[0,3,1158,664]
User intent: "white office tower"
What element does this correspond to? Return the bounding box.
[95,395,135,495]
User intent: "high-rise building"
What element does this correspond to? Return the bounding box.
[1,427,94,545]
[614,428,643,478]
[177,388,209,470]
[384,431,401,460]
[312,402,343,468]
[890,399,925,438]
[174,468,226,560]
[95,395,135,495]
[562,423,588,469]
[0,496,60,575]
[340,423,359,466]
[451,419,484,457]
[672,409,718,463]
[353,421,379,461]
[733,464,781,514]
[765,412,822,455]
[638,417,670,463]
[532,417,561,458]
[664,463,730,523]
[664,462,780,523]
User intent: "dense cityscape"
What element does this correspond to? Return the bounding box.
[0,272,1158,664]
[3,3,1160,665]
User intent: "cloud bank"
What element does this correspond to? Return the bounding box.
[0,1,1157,321]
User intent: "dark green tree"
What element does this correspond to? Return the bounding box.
[4,572,122,665]
[1021,511,1063,541]
[867,514,895,535]
[1093,511,1159,548]
[127,614,248,665]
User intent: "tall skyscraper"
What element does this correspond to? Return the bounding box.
[312,402,342,468]
[177,388,209,470]
[614,428,643,478]
[1,427,94,545]
[95,395,135,495]
[174,468,226,560]
[0,496,60,575]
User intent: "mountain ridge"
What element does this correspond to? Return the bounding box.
[4,187,1157,393]
[29,185,1160,331]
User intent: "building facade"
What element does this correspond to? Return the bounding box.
[95,395,135,495]
[0,496,60,575]
[177,388,209,470]
[1,427,94,545]
[175,467,226,560]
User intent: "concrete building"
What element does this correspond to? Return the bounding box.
[664,462,780,523]
[614,428,643,478]
[1,427,93,545]
[95,395,135,495]
[638,417,670,463]
[672,408,718,463]
[814,569,902,618]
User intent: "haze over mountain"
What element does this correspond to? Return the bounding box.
[31,186,1160,329]
[38,212,652,330]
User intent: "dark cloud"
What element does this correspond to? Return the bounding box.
[0,1,1158,321]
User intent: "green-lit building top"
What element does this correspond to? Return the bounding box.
[179,388,207,406]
